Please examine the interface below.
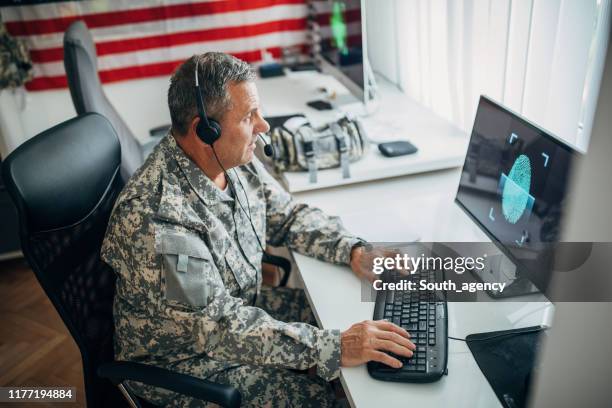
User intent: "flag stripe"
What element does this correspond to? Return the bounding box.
[25,45,306,91]
[4,0,304,35]
[4,0,362,91]
[31,31,309,77]
[11,4,306,50]
[30,18,308,63]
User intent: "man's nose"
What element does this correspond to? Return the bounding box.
[256,117,270,134]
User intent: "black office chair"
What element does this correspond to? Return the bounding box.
[1,113,241,408]
[63,20,169,182]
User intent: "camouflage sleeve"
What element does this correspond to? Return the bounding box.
[253,161,364,265]
[101,199,341,381]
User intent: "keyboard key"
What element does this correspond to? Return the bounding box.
[419,321,427,331]
[404,323,418,332]
[416,364,426,372]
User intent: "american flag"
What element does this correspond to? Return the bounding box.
[1,0,361,92]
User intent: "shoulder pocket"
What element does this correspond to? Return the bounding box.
[156,230,223,308]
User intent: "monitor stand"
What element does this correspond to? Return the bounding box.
[473,252,540,298]
[323,56,380,117]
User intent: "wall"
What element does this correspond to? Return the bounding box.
[0,74,171,159]
[529,24,612,408]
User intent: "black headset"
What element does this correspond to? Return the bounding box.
[192,56,277,305]
[193,57,274,157]
[194,58,222,145]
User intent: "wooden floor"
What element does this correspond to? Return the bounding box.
[0,258,85,407]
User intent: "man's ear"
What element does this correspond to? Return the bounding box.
[190,116,200,138]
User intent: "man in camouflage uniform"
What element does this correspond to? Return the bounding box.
[102,53,415,407]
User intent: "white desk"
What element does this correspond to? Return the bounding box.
[289,169,553,408]
[256,71,468,193]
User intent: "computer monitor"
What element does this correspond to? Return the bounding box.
[308,0,370,106]
[455,96,578,296]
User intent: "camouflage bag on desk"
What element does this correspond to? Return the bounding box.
[269,115,369,183]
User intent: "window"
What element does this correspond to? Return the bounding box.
[367,0,611,151]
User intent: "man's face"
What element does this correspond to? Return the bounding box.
[213,81,270,169]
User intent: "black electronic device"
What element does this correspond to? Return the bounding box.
[368,268,448,383]
[191,56,272,273]
[466,326,546,408]
[309,0,370,105]
[194,58,222,146]
[306,99,334,111]
[258,63,285,78]
[451,96,577,407]
[378,141,418,157]
[193,58,274,158]
[455,96,578,297]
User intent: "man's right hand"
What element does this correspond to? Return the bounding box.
[340,320,416,369]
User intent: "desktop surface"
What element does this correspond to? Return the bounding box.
[256,72,468,192]
[290,170,552,408]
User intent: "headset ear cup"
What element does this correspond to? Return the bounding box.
[196,120,208,142]
[196,117,222,145]
[209,119,222,143]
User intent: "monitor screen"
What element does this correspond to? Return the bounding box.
[309,0,365,102]
[455,96,577,293]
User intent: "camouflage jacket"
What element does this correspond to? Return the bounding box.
[101,134,361,385]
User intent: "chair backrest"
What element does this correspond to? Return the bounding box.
[63,20,143,181]
[1,113,126,408]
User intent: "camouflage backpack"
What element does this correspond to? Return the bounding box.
[270,115,369,183]
[0,22,33,89]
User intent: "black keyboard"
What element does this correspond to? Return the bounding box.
[368,269,448,382]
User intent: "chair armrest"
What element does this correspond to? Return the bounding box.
[98,361,241,408]
[262,252,292,287]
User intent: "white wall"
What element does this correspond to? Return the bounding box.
[0,75,171,159]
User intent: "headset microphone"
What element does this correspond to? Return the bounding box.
[258,133,274,158]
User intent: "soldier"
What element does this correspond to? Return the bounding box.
[101,52,415,407]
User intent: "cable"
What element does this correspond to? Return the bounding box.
[210,145,266,306]
[210,145,265,253]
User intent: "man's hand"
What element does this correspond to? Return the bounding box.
[350,244,402,283]
[350,245,377,283]
[340,320,415,369]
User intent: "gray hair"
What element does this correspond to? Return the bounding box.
[168,52,256,135]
